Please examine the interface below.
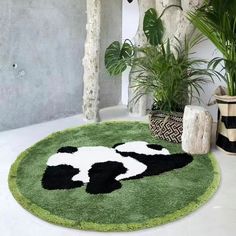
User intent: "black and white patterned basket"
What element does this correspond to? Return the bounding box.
[216,95,236,154]
[149,111,183,143]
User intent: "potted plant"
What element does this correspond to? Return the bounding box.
[189,0,236,154]
[105,8,213,143]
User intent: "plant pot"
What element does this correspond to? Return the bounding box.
[149,110,183,143]
[215,95,236,155]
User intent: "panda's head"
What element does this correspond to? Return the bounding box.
[113,141,170,156]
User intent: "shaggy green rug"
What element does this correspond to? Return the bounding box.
[9,121,220,232]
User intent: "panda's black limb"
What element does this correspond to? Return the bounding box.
[116,151,193,180]
[42,165,83,190]
[86,161,127,194]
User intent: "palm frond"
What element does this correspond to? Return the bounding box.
[188,0,236,95]
[131,36,214,112]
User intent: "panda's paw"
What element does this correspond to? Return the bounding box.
[85,161,127,194]
[86,180,122,195]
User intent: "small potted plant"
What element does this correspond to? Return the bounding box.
[189,0,236,154]
[105,8,213,143]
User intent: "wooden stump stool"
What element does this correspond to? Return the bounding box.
[182,105,213,154]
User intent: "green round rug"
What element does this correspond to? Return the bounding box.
[9,121,220,232]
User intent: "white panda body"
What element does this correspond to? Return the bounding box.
[47,146,147,183]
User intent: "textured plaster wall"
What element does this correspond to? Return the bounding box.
[0,0,122,131]
[190,39,225,122]
[99,0,122,109]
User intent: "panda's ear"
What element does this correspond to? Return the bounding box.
[112,143,125,149]
[57,146,78,154]
[147,144,163,151]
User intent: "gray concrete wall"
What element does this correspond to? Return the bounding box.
[0,0,122,131]
[99,0,122,109]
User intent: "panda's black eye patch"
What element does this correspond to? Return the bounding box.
[147,144,163,151]
[57,146,78,154]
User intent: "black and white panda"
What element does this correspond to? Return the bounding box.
[42,141,193,194]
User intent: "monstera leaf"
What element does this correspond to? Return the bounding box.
[105,40,134,76]
[143,8,164,46]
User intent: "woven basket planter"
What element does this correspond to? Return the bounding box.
[149,111,183,143]
[215,95,236,155]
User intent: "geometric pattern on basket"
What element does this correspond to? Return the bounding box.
[149,113,183,143]
[216,101,236,154]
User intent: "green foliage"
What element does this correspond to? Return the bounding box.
[143,8,164,46]
[132,36,214,112]
[105,8,213,112]
[189,0,236,96]
[105,7,168,76]
[105,40,134,76]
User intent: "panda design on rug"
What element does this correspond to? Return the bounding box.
[42,141,193,194]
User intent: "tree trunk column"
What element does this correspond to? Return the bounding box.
[174,0,204,44]
[128,0,156,116]
[82,0,101,121]
[155,0,204,44]
[156,0,182,39]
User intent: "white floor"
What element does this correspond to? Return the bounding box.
[1,106,236,236]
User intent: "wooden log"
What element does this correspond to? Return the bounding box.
[182,105,213,154]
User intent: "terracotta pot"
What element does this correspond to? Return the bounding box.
[149,110,183,143]
[215,95,236,154]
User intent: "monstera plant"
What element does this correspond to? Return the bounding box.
[105,8,165,76]
[189,0,236,154]
[105,8,214,143]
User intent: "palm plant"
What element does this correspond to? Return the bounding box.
[188,0,236,96]
[131,37,214,112]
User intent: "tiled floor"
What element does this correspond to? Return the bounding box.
[0,106,236,236]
